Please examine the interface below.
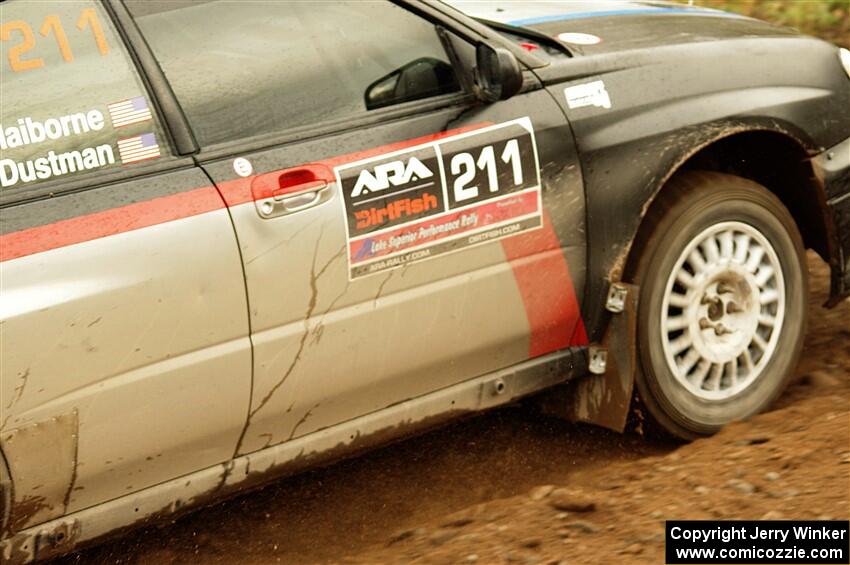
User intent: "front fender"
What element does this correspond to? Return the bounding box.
[539,36,850,340]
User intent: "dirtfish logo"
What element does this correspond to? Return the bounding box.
[351,157,433,198]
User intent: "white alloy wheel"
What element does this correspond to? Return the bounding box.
[660,222,785,400]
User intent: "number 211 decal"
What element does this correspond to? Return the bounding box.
[1,7,110,73]
[336,117,543,279]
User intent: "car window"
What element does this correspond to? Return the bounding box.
[125,0,463,147]
[0,0,171,192]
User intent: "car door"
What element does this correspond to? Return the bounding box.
[127,0,587,457]
[0,0,251,531]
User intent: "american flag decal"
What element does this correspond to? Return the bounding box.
[118,133,161,165]
[107,96,153,127]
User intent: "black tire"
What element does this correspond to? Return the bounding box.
[631,171,808,439]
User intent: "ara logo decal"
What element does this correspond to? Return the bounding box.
[564,80,611,110]
[350,157,434,198]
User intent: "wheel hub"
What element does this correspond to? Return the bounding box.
[689,268,761,365]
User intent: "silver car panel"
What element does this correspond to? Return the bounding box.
[0,169,252,526]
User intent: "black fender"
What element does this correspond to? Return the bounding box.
[537,36,850,342]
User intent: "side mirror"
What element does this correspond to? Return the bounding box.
[475,44,523,102]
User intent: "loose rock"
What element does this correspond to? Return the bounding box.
[442,517,474,528]
[388,529,415,545]
[565,521,600,534]
[727,480,756,495]
[530,485,556,501]
[735,437,771,446]
[548,489,597,513]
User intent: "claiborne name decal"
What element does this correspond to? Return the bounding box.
[335,117,543,279]
[0,96,158,188]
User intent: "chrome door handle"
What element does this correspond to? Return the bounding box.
[251,164,334,219]
[256,182,332,219]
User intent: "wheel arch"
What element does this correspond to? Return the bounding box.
[620,128,835,291]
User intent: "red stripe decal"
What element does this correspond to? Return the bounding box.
[0,187,224,262]
[500,210,588,358]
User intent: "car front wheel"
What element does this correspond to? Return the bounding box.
[631,171,808,439]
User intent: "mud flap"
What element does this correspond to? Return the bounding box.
[541,283,638,432]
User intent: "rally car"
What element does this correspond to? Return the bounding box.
[1,0,848,561]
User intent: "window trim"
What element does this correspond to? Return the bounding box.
[105,0,198,156]
[437,26,475,94]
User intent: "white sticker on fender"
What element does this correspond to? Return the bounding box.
[564,81,611,110]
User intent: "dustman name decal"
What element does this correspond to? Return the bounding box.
[336,117,543,279]
[0,98,159,188]
[0,144,115,187]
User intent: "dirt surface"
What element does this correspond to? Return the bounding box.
[56,253,849,565]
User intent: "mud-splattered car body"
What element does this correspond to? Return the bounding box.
[0,0,848,562]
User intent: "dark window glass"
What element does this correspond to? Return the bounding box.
[0,0,169,192]
[126,1,462,146]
